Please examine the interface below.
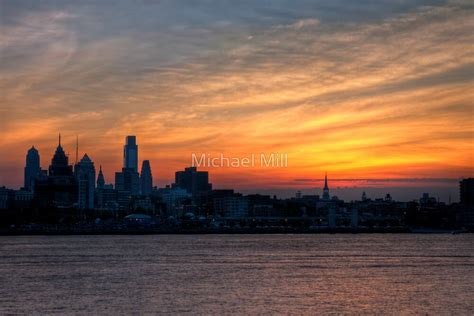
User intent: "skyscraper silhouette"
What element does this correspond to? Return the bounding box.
[35,134,78,209]
[115,168,140,204]
[140,160,153,195]
[24,146,40,191]
[75,154,96,210]
[123,136,138,172]
[49,134,73,176]
[97,165,105,189]
[116,136,140,206]
[175,167,212,196]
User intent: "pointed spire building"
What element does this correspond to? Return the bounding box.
[49,134,73,176]
[97,165,105,189]
[35,134,78,208]
[322,172,330,201]
[140,160,153,195]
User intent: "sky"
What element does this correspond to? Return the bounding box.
[0,0,473,201]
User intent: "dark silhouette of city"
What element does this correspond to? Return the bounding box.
[1,135,473,234]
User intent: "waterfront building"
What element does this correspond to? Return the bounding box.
[351,208,359,228]
[123,136,138,172]
[24,146,41,191]
[132,195,154,212]
[0,187,15,210]
[75,154,96,209]
[328,207,336,228]
[247,194,275,217]
[14,189,34,209]
[214,194,248,218]
[140,160,153,196]
[156,186,191,217]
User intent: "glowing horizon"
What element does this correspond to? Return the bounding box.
[0,1,473,201]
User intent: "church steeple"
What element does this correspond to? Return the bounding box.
[322,172,330,201]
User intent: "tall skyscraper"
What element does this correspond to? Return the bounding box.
[140,160,153,196]
[97,165,105,189]
[322,172,330,201]
[75,154,96,209]
[48,134,74,176]
[123,136,138,172]
[115,168,139,194]
[24,146,41,191]
[35,134,78,209]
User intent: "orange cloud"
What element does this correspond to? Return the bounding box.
[0,4,472,196]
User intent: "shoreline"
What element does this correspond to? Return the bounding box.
[1,227,470,236]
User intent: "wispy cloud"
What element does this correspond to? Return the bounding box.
[276,18,320,29]
[0,1,472,199]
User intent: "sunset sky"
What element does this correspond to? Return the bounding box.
[1,0,473,201]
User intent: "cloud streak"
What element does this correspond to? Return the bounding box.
[0,1,472,201]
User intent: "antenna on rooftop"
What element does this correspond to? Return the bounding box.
[75,135,79,164]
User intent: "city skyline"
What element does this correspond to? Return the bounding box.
[1,133,468,202]
[1,2,473,315]
[1,1,473,202]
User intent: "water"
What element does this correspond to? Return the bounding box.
[0,234,473,314]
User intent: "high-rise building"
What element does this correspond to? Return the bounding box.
[48,135,74,177]
[174,167,212,197]
[97,165,105,189]
[322,172,330,201]
[140,160,153,196]
[75,154,96,209]
[24,146,41,191]
[115,167,140,208]
[115,168,140,195]
[460,178,474,206]
[35,134,78,209]
[123,136,138,172]
[115,168,139,195]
